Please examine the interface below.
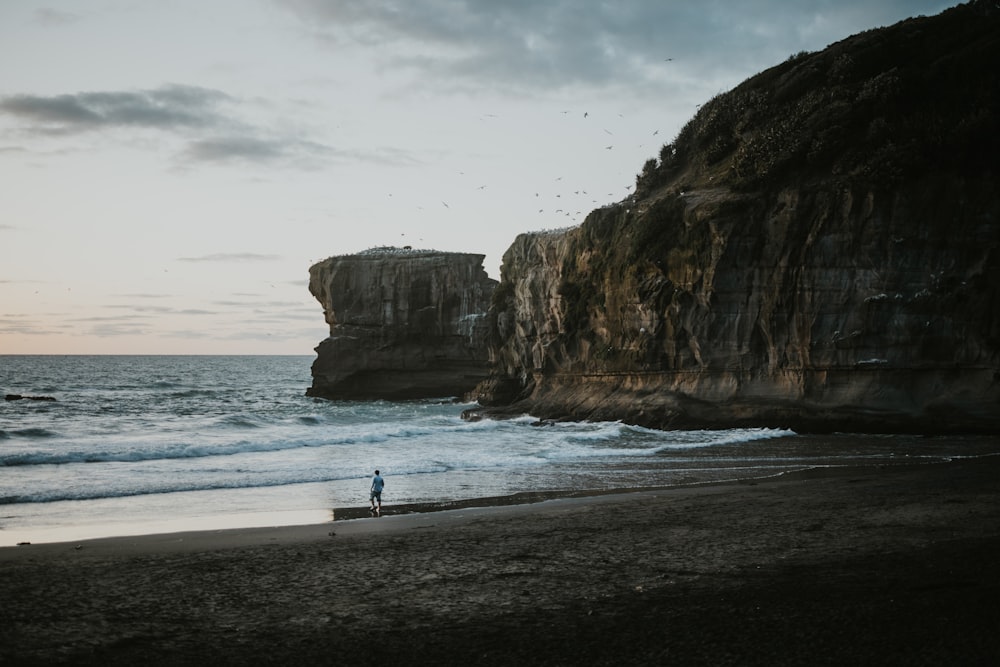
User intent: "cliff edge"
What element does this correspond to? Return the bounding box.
[469,2,1000,433]
[307,248,497,400]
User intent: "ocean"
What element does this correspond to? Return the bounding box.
[2,355,998,546]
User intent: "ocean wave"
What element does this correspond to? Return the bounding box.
[0,414,481,467]
[0,437,320,467]
[0,475,334,504]
[540,422,793,447]
[0,462,456,504]
[561,422,627,442]
[216,414,264,429]
[519,426,796,461]
[634,426,796,448]
[151,380,184,389]
[169,389,221,398]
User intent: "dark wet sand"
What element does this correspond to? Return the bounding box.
[2,457,999,665]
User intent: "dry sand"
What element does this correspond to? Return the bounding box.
[2,457,999,665]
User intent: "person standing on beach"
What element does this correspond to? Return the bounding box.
[370,469,384,513]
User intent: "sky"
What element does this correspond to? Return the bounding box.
[0,0,957,355]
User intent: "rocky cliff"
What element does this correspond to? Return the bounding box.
[469,2,1000,433]
[307,248,497,400]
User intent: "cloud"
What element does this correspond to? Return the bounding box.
[69,312,223,337]
[276,0,956,93]
[105,304,219,316]
[178,309,222,316]
[33,8,84,26]
[88,323,150,337]
[113,293,174,299]
[0,84,406,170]
[0,84,233,135]
[178,136,340,168]
[217,326,326,343]
[177,253,283,263]
[181,137,289,163]
[0,315,72,336]
[105,304,174,314]
[70,314,152,323]
[255,310,322,323]
[178,136,418,169]
[215,299,315,309]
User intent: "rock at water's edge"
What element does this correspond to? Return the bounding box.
[5,394,57,402]
[307,248,497,400]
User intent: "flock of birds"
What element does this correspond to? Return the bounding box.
[383,106,671,255]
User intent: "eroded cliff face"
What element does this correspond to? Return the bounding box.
[308,248,496,399]
[470,3,1000,433]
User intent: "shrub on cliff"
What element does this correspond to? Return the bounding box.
[635,1,999,197]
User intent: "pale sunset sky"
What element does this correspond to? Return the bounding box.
[0,0,956,355]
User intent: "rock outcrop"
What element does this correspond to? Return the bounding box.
[4,394,56,402]
[468,2,1000,433]
[307,248,497,400]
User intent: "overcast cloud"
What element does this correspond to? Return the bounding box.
[0,84,344,170]
[32,7,82,26]
[0,85,233,135]
[275,0,947,93]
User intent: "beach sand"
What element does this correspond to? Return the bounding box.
[2,457,999,665]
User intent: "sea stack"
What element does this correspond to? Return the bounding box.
[307,247,497,400]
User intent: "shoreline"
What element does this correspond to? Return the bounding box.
[3,456,999,664]
[2,456,992,553]
[1,458,944,551]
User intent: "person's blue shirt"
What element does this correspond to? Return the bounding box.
[371,474,384,493]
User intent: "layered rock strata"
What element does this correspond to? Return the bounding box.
[307,248,497,400]
[468,3,1000,433]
